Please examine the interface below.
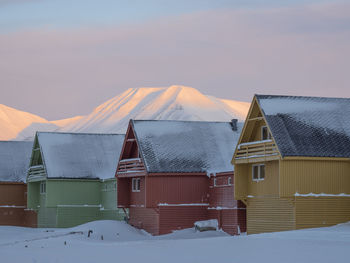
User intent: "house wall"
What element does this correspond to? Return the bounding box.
[247,160,279,197]
[117,178,130,207]
[234,164,248,200]
[158,206,208,235]
[145,175,208,207]
[45,179,101,207]
[209,173,236,208]
[0,183,26,206]
[280,159,350,197]
[247,197,295,234]
[128,207,160,235]
[27,182,40,209]
[295,196,350,229]
[34,179,124,228]
[130,177,146,206]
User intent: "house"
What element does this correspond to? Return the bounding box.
[232,95,350,234]
[116,120,246,235]
[27,132,125,228]
[0,141,36,227]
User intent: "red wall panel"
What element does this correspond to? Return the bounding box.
[117,178,130,207]
[146,175,209,208]
[129,207,159,235]
[130,177,145,206]
[159,206,209,235]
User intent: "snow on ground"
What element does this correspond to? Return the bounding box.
[0,220,349,263]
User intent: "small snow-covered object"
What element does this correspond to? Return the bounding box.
[194,219,218,232]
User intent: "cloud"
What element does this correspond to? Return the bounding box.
[0,1,350,120]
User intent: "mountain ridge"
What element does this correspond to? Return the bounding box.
[0,86,250,140]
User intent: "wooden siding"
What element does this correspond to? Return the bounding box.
[129,207,160,235]
[130,177,146,206]
[247,197,295,234]
[295,196,350,229]
[280,159,350,197]
[208,208,246,235]
[145,175,208,208]
[234,164,248,201]
[158,206,208,235]
[209,173,237,208]
[247,161,279,197]
[0,183,26,206]
[117,178,130,207]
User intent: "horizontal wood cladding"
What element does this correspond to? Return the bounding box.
[295,196,350,229]
[146,175,208,208]
[247,197,295,234]
[129,207,159,235]
[280,159,350,197]
[158,206,208,235]
[208,209,246,235]
[0,183,26,206]
[0,208,36,227]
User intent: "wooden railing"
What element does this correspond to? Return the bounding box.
[235,140,279,160]
[117,158,146,174]
[27,165,46,179]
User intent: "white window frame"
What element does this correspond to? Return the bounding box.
[228,177,232,185]
[40,181,46,194]
[213,178,217,187]
[252,164,265,182]
[132,178,141,192]
[261,126,271,140]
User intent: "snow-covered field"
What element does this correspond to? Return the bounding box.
[0,220,349,263]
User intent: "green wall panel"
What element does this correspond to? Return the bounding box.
[27,182,40,209]
[46,180,100,207]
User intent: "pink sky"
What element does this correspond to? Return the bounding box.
[1,1,350,120]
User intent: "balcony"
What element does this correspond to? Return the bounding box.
[117,158,146,177]
[234,140,279,163]
[27,165,46,181]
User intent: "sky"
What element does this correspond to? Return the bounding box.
[1,0,349,120]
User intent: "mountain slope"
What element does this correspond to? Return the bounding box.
[0,104,58,140]
[61,86,250,133]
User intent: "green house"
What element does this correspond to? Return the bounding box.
[27,132,125,228]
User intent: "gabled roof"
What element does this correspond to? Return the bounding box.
[132,120,242,174]
[37,132,124,179]
[0,141,33,182]
[256,95,350,158]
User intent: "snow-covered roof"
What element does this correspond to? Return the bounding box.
[37,132,124,179]
[0,141,33,182]
[132,120,242,174]
[256,95,350,158]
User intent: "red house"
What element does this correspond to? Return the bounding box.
[116,120,246,235]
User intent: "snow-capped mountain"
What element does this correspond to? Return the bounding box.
[1,86,250,140]
[0,104,58,141]
[60,86,250,134]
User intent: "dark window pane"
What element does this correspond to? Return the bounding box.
[253,166,259,180]
[260,165,265,179]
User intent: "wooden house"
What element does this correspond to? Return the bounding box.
[0,141,36,227]
[116,120,246,235]
[232,95,350,234]
[27,132,125,228]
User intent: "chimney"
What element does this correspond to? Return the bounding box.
[230,119,238,131]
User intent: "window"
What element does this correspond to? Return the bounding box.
[261,126,271,140]
[40,182,46,194]
[252,164,265,181]
[228,177,232,185]
[213,178,217,187]
[132,178,141,192]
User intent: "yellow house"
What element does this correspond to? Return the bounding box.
[232,95,350,234]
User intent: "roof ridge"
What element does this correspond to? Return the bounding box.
[37,131,125,136]
[255,94,350,100]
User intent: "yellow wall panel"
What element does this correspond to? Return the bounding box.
[280,160,350,197]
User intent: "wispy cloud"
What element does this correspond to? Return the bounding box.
[1,1,350,119]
